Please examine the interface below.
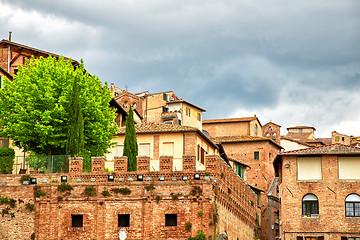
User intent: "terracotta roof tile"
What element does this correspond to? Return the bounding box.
[280,143,360,155]
[203,117,257,124]
[117,122,198,134]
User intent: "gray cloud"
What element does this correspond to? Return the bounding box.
[1,0,359,137]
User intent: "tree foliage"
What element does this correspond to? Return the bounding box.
[0,56,117,160]
[123,106,138,171]
[66,76,84,156]
[0,147,15,174]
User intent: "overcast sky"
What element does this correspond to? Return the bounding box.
[1,0,359,137]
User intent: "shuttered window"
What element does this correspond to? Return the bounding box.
[338,157,360,179]
[139,143,150,157]
[162,142,174,156]
[297,157,322,180]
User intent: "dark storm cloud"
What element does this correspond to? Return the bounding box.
[1,0,360,136]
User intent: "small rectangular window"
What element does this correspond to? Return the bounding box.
[162,107,169,113]
[165,214,177,226]
[197,113,201,121]
[178,119,181,125]
[254,151,259,160]
[139,143,150,157]
[335,136,339,141]
[72,214,83,227]
[163,93,168,101]
[342,137,345,141]
[0,139,9,148]
[118,214,130,227]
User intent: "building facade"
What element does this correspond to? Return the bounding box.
[274,144,360,240]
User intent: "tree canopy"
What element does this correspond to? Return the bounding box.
[123,106,138,171]
[0,56,117,159]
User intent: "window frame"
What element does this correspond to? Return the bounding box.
[345,194,360,217]
[302,194,319,217]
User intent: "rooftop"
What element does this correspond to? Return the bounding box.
[210,135,283,149]
[280,143,360,156]
[203,116,258,124]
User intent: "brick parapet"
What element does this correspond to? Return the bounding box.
[182,155,196,172]
[159,156,173,173]
[91,157,105,174]
[69,157,83,175]
[114,156,128,173]
[137,156,150,173]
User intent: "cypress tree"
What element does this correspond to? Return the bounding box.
[123,106,138,171]
[66,76,84,157]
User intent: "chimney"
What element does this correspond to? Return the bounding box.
[8,31,12,42]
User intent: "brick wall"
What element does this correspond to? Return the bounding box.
[279,155,360,240]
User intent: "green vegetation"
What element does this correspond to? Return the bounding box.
[20,174,30,183]
[26,203,35,212]
[0,56,117,171]
[190,186,202,197]
[34,186,46,198]
[171,194,179,201]
[185,222,192,232]
[66,76,84,157]
[198,211,203,217]
[156,195,161,204]
[187,230,206,240]
[102,190,111,197]
[0,147,15,174]
[123,106,138,171]
[84,186,97,197]
[112,187,131,195]
[57,182,73,193]
[145,182,155,191]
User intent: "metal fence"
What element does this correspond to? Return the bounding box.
[11,155,70,174]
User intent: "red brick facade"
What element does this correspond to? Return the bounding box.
[275,145,360,240]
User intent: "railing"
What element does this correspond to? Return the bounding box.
[11,155,70,174]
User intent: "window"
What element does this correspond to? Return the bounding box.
[165,214,177,226]
[162,107,169,113]
[269,126,273,131]
[197,113,201,121]
[197,145,206,164]
[186,107,190,116]
[254,151,259,160]
[297,237,324,240]
[118,214,130,227]
[342,137,345,141]
[345,194,360,217]
[13,69,18,75]
[139,143,150,157]
[178,119,181,125]
[297,157,322,180]
[0,75,2,88]
[273,133,276,141]
[163,93,168,101]
[302,194,319,217]
[162,142,174,156]
[338,157,360,179]
[236,164,245,179]
[116,145,124,156]
[72,214,83,227]
[0,138,9,148]
[254,124,258,136]
[335,136,339,141]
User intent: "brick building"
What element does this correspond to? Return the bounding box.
[0,151,258,239]
[202,117,283,240]
[273,144,360,240]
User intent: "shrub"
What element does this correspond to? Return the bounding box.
[102,190,111,197]
[145,183,155,191]
[20,175,30,183]
[185,222,192,232]
[0,197,10,204]
[190,186,202,197]
[58,183,73,193]
[34,186,46,198]
[0,147,15,174]
[198,211,203,217]
[171,194,179,201]
[9,198,16,208]
[26,203,35,212]
[112,187,131,195]
[84,186,97,197]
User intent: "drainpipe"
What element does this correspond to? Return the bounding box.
[8,32,12,73]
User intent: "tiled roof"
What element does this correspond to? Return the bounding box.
[286,126,316,130]
[203,117,257,124]
[210,135,268,143]
[280,136,312,147]
[316,138,332,145]
[117,122,199,134]
[0,40,78,65]
[285,132,313,141]
[167,99,206,112]
[280,143,360,155]
[210,135,283,149]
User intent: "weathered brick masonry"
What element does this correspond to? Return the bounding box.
[0,155,257,240]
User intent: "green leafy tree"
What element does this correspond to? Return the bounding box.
[0,56,117,169]
[123,106,138,171]
[66,76,84,157]
[0,147,15,174]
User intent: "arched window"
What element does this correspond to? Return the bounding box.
[345,193,360,217]
[254,124,258,136]
[302,194,319,216]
